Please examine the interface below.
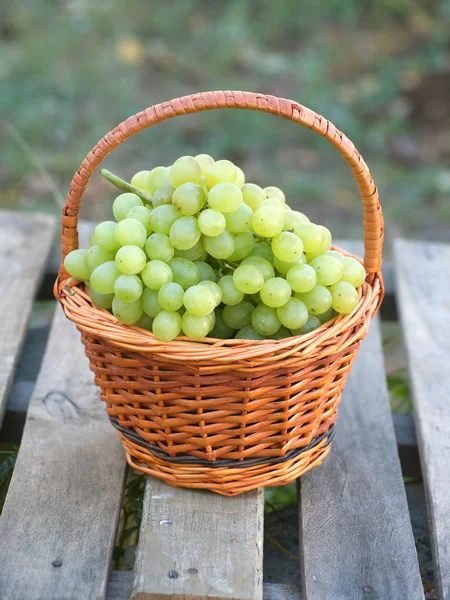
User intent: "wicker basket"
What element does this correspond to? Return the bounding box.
[55,91,384,496]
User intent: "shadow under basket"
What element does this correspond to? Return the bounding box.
[55,91,384,496]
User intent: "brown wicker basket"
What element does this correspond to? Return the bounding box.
[55,91,384,496]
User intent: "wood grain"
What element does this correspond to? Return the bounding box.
[394,239,450,600]
[0,210,55,425]
[298,317,423,600]
[0,307,127,600]
[131,478,264,600]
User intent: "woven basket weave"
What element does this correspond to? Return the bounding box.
[55,91,384,496]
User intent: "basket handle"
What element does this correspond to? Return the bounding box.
[58,91,383,282]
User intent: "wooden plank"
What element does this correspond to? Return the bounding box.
[298,318,423,600]
[131,479,264,600]
[0,210,55,425]
[0,307,127,600]
[394,239,450,600]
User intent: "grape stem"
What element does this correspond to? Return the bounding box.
[100,169,153,204]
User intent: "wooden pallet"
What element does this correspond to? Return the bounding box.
[0,212,449,600]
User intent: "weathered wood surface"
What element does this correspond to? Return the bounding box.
[0,307,127,600]
[0,211,55,425]
[131,478,264,600]
[394,239,450,600]
[298,318,423,600]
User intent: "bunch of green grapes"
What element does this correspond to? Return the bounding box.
[64,154,366,342]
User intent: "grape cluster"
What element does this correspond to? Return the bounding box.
[64,155,366,341]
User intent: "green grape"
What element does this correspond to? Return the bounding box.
[145,233,174,262]
[296,285,332,315]
[195,261,216,282]
[293,223,325,253]
[150,204,179,235]
[169,258,200,289]
[157,282,184,312]
[234,166,245,188]
[252,304,281,336]
[264,186,286,203]
[308,255,343,286]
[208,183,242,213]
[195,153,215,175]
[272,231,303,262]
[169,216,201,250]
[340,257,366,287]
[152,310,182,341]
[141,260,173,290]
[222,301,254,330]
[170,156,201,188]
[248,243,275,265]
[209,309,235,339]
[152,184,174,207]
[205,160,237,190]
[172,183,205,216]
[233,265,264,294]
[286,263,317,293]
[89,287,114,310]
[203,230,234,259]
[183,285,216,316]
[95,221,121,252]
[242,183,266,212]
[260,277,292,308]
[228,231,255,262]
[207,310,216,331]
[130,170,152,193]
[197,208,226,237]
[291,315,321,335]
[142,288,163,317]
[198,280,222,306]
[329,281,359,314]
[250,291,261,305]
[181,312,211,339]
[277,298,308,329]
[174,239,206,261]
[326,250,345,262]
[113,193,143,221]
[114,274,143,303]
[241,257,275,281]
[224,202,253,232]
[283,210,308,230]
[88,232,97,247]
[317,307,336,324]
[112,296,143,325]
[147,166,171,193]
[126,206,152,234]
[64,249,91,280]
[235,326,265,340]
[90,261,121,294]
[269,326,291,340]
[218,275,244,306]
[259,198,286,216]
[115,245,147,275]
[252,207,284,237]
[136,313,154,331]
[274,255,305,276]
[115,218,147,248]
[304,226,332,259]
[199,176,208,197]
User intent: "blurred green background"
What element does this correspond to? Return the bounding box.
[1,0,450,245]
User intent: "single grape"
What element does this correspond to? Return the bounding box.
[209,309,235,339]
[168,257,200,289]
[114,274,143,303]
[172,182,205,216]
[228,231,255,262]
[197,209,226,237]
[88,232,97,247]
[181,312,211,339]
[142,288,163,317]
[136,313,154,331]
[141,260,173,290]
[272,231,303,262]
[248,243,275,265]
[283,210,308,230]
[112,296,143,325]
[115,218,147,248]
[95,221,121,252]
[259,198,286,216]
[126,205,152,234]
[242,183,266,212]
[198,280,222,306]
[308,255,343,286]
[115,245,147,275]
[195,261,216,282]
[205,159,237,189]
[183,285,216,316]
[260,277,292,308]
[145,233,175,262]
[195,153,215,175]
[326,250,345,262]
[222,301,254,330]
[277,298,308,329]
[152,184,175,208]
[152,310,182,341]
[170,156,201,188]
[235,326,265,340]
[224,202,253,232]
[157,282,184,312]
[241,256,275,281]
[150,204,179,235]
[286,263,317,293]
[208,182,242,213]
[269,326,291,340]
[234,166,245,188]
[169,216,201,250]
[291,315,321,335]
[233,264,264,294]
[340,257,366,287]
[148,166,171,193]
[252,304,281,336]
[252,207,284,237]
[296,285,332,315]
[304,226,332,259]
[329,281,359,314]
[264,186,285,203]
[64,249,91,280]
[293,223,325,253]
[174,239,206,261]
[218,275,244,306]
[89,287,114,310]
[203,230,234,259]
[317,307,336,324]
[113,193,143,221]
[130,170,152,194]
[90,261,121,294]
[274,255,305,276]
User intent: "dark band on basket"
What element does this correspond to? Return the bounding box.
[109,416,335,468]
